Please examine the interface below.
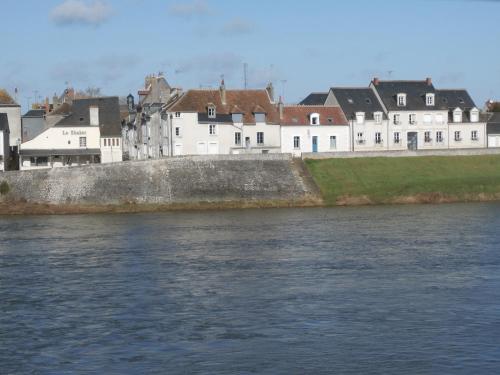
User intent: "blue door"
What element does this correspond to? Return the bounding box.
[312,136,318,153]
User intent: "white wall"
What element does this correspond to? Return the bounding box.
[100,137,123,163]
[448,123,487,149]
[0,105,21,147]
[489,134,500,148]
[281,125,350,156]
[21,126,100,150]
[352,120,389,151]
[0,132,7,171]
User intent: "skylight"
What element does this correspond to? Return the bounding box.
[347,98,354,104]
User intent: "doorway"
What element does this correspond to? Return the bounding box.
[407,132,418,150]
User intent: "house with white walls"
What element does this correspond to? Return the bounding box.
[19,97,122,170]
[0,114,10,171]
[0,100,21,150]
[487,112,500,148]
[280,106,350,156]
[327,88,389,151]
[165,81,281,156]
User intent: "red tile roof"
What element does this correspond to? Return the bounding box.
[169,89,280,124]
[281,106,348,126]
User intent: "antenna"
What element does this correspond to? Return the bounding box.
[243,63,248,89]
[387,70,394,79]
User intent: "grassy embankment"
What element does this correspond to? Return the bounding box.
[305,155,500,206]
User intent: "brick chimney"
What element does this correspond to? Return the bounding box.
[372,77,380,85]
[426,77,432,86]
[278,96,284,120]
[220,79,227,105]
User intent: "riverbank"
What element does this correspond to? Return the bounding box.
[305,154,500,206]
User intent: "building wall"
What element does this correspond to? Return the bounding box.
[352,120,389,151]
[170,112,281,156]
[21,126,100,150]
[100,137,123,163]
[0,105,21,147]
[0,131,9,171]
[281,125,350,156]
[448,123,487,149]
[21,116,45,142]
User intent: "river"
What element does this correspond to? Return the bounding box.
[1,203,500,374]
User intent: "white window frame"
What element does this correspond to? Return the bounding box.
[424,131,432,143]
[357,132,364,144]
[375,132,382,144]
[310,113,320,125]
[454,131,462,142]
[470,109,479,123]
[423,114,432,124]
[329,135,337,150]
[426,93,435,106]
[208,106,216,118]
[436,131,443,143]
[409,114,416,125]
[394,132,400,144]
[235,132,242,146]
[397,93,406,107]
[175,112,181,118]
[374,112,382,124]
[79,137,87,148]
[453,109,462,123]
[257,132,264,145]
[293,136,300,150]
[471,130,478,141]
[209,124,217,135]
[435,114,444,124]
[175,127,181,137]
[356,112,365,125]
[393,114,400,125]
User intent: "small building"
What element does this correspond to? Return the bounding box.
[21,109,46,142]
[280,105,350,156]
[0,98,22,149]
[19,97,122,170]
[0,113,10,171]
[487,112,500,148]
[166,81,281,155]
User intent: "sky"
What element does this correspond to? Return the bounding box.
[1,0,499,111]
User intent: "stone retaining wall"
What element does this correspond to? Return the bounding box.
[302,148,500,159]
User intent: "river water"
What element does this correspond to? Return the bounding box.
[1,203,500,374]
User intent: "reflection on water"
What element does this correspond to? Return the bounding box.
[1,203,500,374]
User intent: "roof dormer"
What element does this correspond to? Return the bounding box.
[426,93,435,106]
[453,107,462,123]
[470,107,479,123]
[207,103,216,118]
[397,93,407,107]
[356,112,365,124]
[310,113,320,125]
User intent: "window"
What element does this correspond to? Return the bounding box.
[356,112,365,124]
[436,131,443,143]
[394,132,400,144]
[453,109,462,123]
[374,112,382,124]
[79,137,87,148]
[393,114,400,125]
[357,132,364,144]
[424,131,432,143]
[175,112,181,118]
[104,139,107,146]
[397,93,406,107]
[209,124,217,135]
[375,132,382,144]
[255,113,266,123]
[409,114,416,125]
[235,132,242,145]
[310,113,320,125]
[31,157,48,166]
[471,130,478,141]
[329,136,337,150]
[470,109,479,123]
[175,127,181,137]
[293,136,300,149]
[435,114,444,124]
[208,106,216,118]
[257,132,264,145]
[117,139,120,147]
[426,93,435,106]
[454,131,461,142]
[424,114,432,124]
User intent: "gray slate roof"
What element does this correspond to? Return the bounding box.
[372,80,447,111]
[487,112,500,134]
[299,93,328,106]
[22,109,46,118]
[0,113,9,131]
[55,97,121,137]
[330,88,386,120]
[436,90,476,110]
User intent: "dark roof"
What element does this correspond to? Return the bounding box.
[281,106,348,126]
[436,89,476,110]
[371,80,447,111]
[488,112,500,124]
[54,97,121,137]
[19,148,101,157]
[299,93,328,106]
[0,113,9,131]
[22,109,46,118]
[169,89,280,124]
[487,113,500,134]
[198,113,233,123]
[331,88,386,120]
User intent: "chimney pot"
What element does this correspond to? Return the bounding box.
[426,77,432,85]
[373,77,380,85]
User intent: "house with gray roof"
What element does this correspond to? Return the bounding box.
[19,97,123,170]
[487,112,500,148]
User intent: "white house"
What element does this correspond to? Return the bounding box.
[280,105,350,156]
[327,88,389,151]
[19,97,123,170]
[487,112,500,148]
[0,101,21,149]
[0,114,10,171]
[165,81,281,156]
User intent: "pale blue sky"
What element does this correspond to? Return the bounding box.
[1,0,499,110]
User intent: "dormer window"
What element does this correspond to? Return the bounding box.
[453,108,462,123]
[426,93,435,106]
[310,113,320,125]
[208,105,216,118]
[374,112,382,124]
[356,112,365,124]
[470,108,479,123]
[397,93,407,107]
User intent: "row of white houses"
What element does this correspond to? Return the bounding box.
[122,77,491,160]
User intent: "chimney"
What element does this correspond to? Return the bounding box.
[278,96,284,120]
[220,79,227,105]
[266,82,275,103]
[90,105,99,126]
[373,77,380,85]
[426,77,432,86]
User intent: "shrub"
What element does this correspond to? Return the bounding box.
[0,180,10,195]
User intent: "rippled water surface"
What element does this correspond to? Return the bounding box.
[1,204,500,374]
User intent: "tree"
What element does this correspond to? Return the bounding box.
[75,86,103,99]
[0,89,15,104]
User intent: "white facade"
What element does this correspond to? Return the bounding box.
[351,118,390,151]
[0,105,21,147]
[281,125,350,156]
[169,112,281,156]
[100,136,123,163]
[0,131,9,171]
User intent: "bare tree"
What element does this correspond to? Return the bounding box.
[75,86,103,98]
